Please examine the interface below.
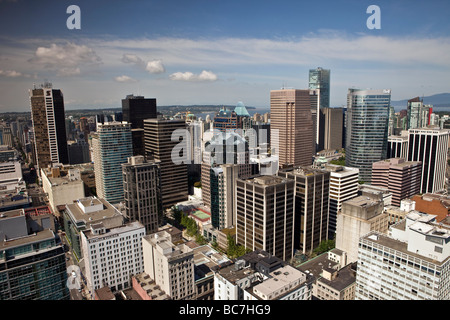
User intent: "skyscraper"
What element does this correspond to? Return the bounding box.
[407,128,449,194]
[122,155,162,234]
[121,94,157,129]
[309,67,330,109]
[144,118,189,209]
[29,82,69,171]
[92,121,133,204]
[278,166,330,254]
[345,88,391,183]
[270,89,317,167]
[235,175,295,261]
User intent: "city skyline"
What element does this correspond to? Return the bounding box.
[0,0,449,112]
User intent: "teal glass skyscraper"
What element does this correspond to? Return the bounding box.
[92,122,133,204]
[308,67,330,109]
[345,88,391,183]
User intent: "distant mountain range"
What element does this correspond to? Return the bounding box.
[391,93,450,111]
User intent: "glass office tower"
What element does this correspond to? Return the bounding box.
[92,122,133,204]
[345,89,391,183]
[309,67,330,109]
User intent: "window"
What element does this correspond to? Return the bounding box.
[435,246,443,254]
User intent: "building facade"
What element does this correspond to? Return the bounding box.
[81,220,146,294]
[144,119,189,209]
[235,175,295,261]
[371,158,422,207]
[278,166,330,255]
[407,128,449,194]
[92,121,133,204]
[355,211,450,300]
[345,88,391,183]
[29,83,69,171]
[122,155,162,234]
[270,89,317,167]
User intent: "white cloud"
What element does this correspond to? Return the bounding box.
[0,69,35,78]
[146,59,165,74]
[114,75,137,83]
[170,70,217,82]
[121,53,165,74]
[30,42,101,76]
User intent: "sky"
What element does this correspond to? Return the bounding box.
[0,0,450,112]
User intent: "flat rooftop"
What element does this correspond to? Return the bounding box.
[1,229,55,250]
[65,198,121,224]
[83,221,144,240]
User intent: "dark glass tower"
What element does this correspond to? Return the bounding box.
[29,83,69,171]
[121,95,157,129]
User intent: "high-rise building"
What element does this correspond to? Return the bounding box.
[235,175,295,261]
[387,134,409,159]
[29,82,69,171]
[335,195,389,263]
[144,118,189,209]
[122,155,162,234]
[309,67,330,109]
[345,88,391,183]
[407,97,431,129]
[356,211,450,300]
[209,164,239,230]
[277,166,330,255]
[322,107,343,151]
[121,94,157,129]
[407,128,449,194]
[92,121,133,204]
[81,220,146,294]
[371,158,422,207]
[201,131,251,210]
[270,89,317,167]
[0,208,69,300]
[323,164,359,239]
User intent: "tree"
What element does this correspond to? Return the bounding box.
[313,239,335,255]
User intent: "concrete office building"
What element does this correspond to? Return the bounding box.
[278,166,330,255]
[345,88,391,183]
[142,231,195,300]
[235,175,295,261]
[407,128,449,194]
[63,196,124,261]
[41,165,85,213]
[0,209,69,300]
[29,82,69,171]
[356,211,450,300]
[243,265,310,300]
[371,158,422,207]
[81,220,146,294]
[92,121,133,204]
[270,89,317,167]
[122,156,162,235]
[335,195,389,263]
[323,164,359,239]
[144,119,189,209]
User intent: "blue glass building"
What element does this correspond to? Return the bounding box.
[345,88,391,183]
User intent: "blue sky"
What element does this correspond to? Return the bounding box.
[0,0,450,111]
